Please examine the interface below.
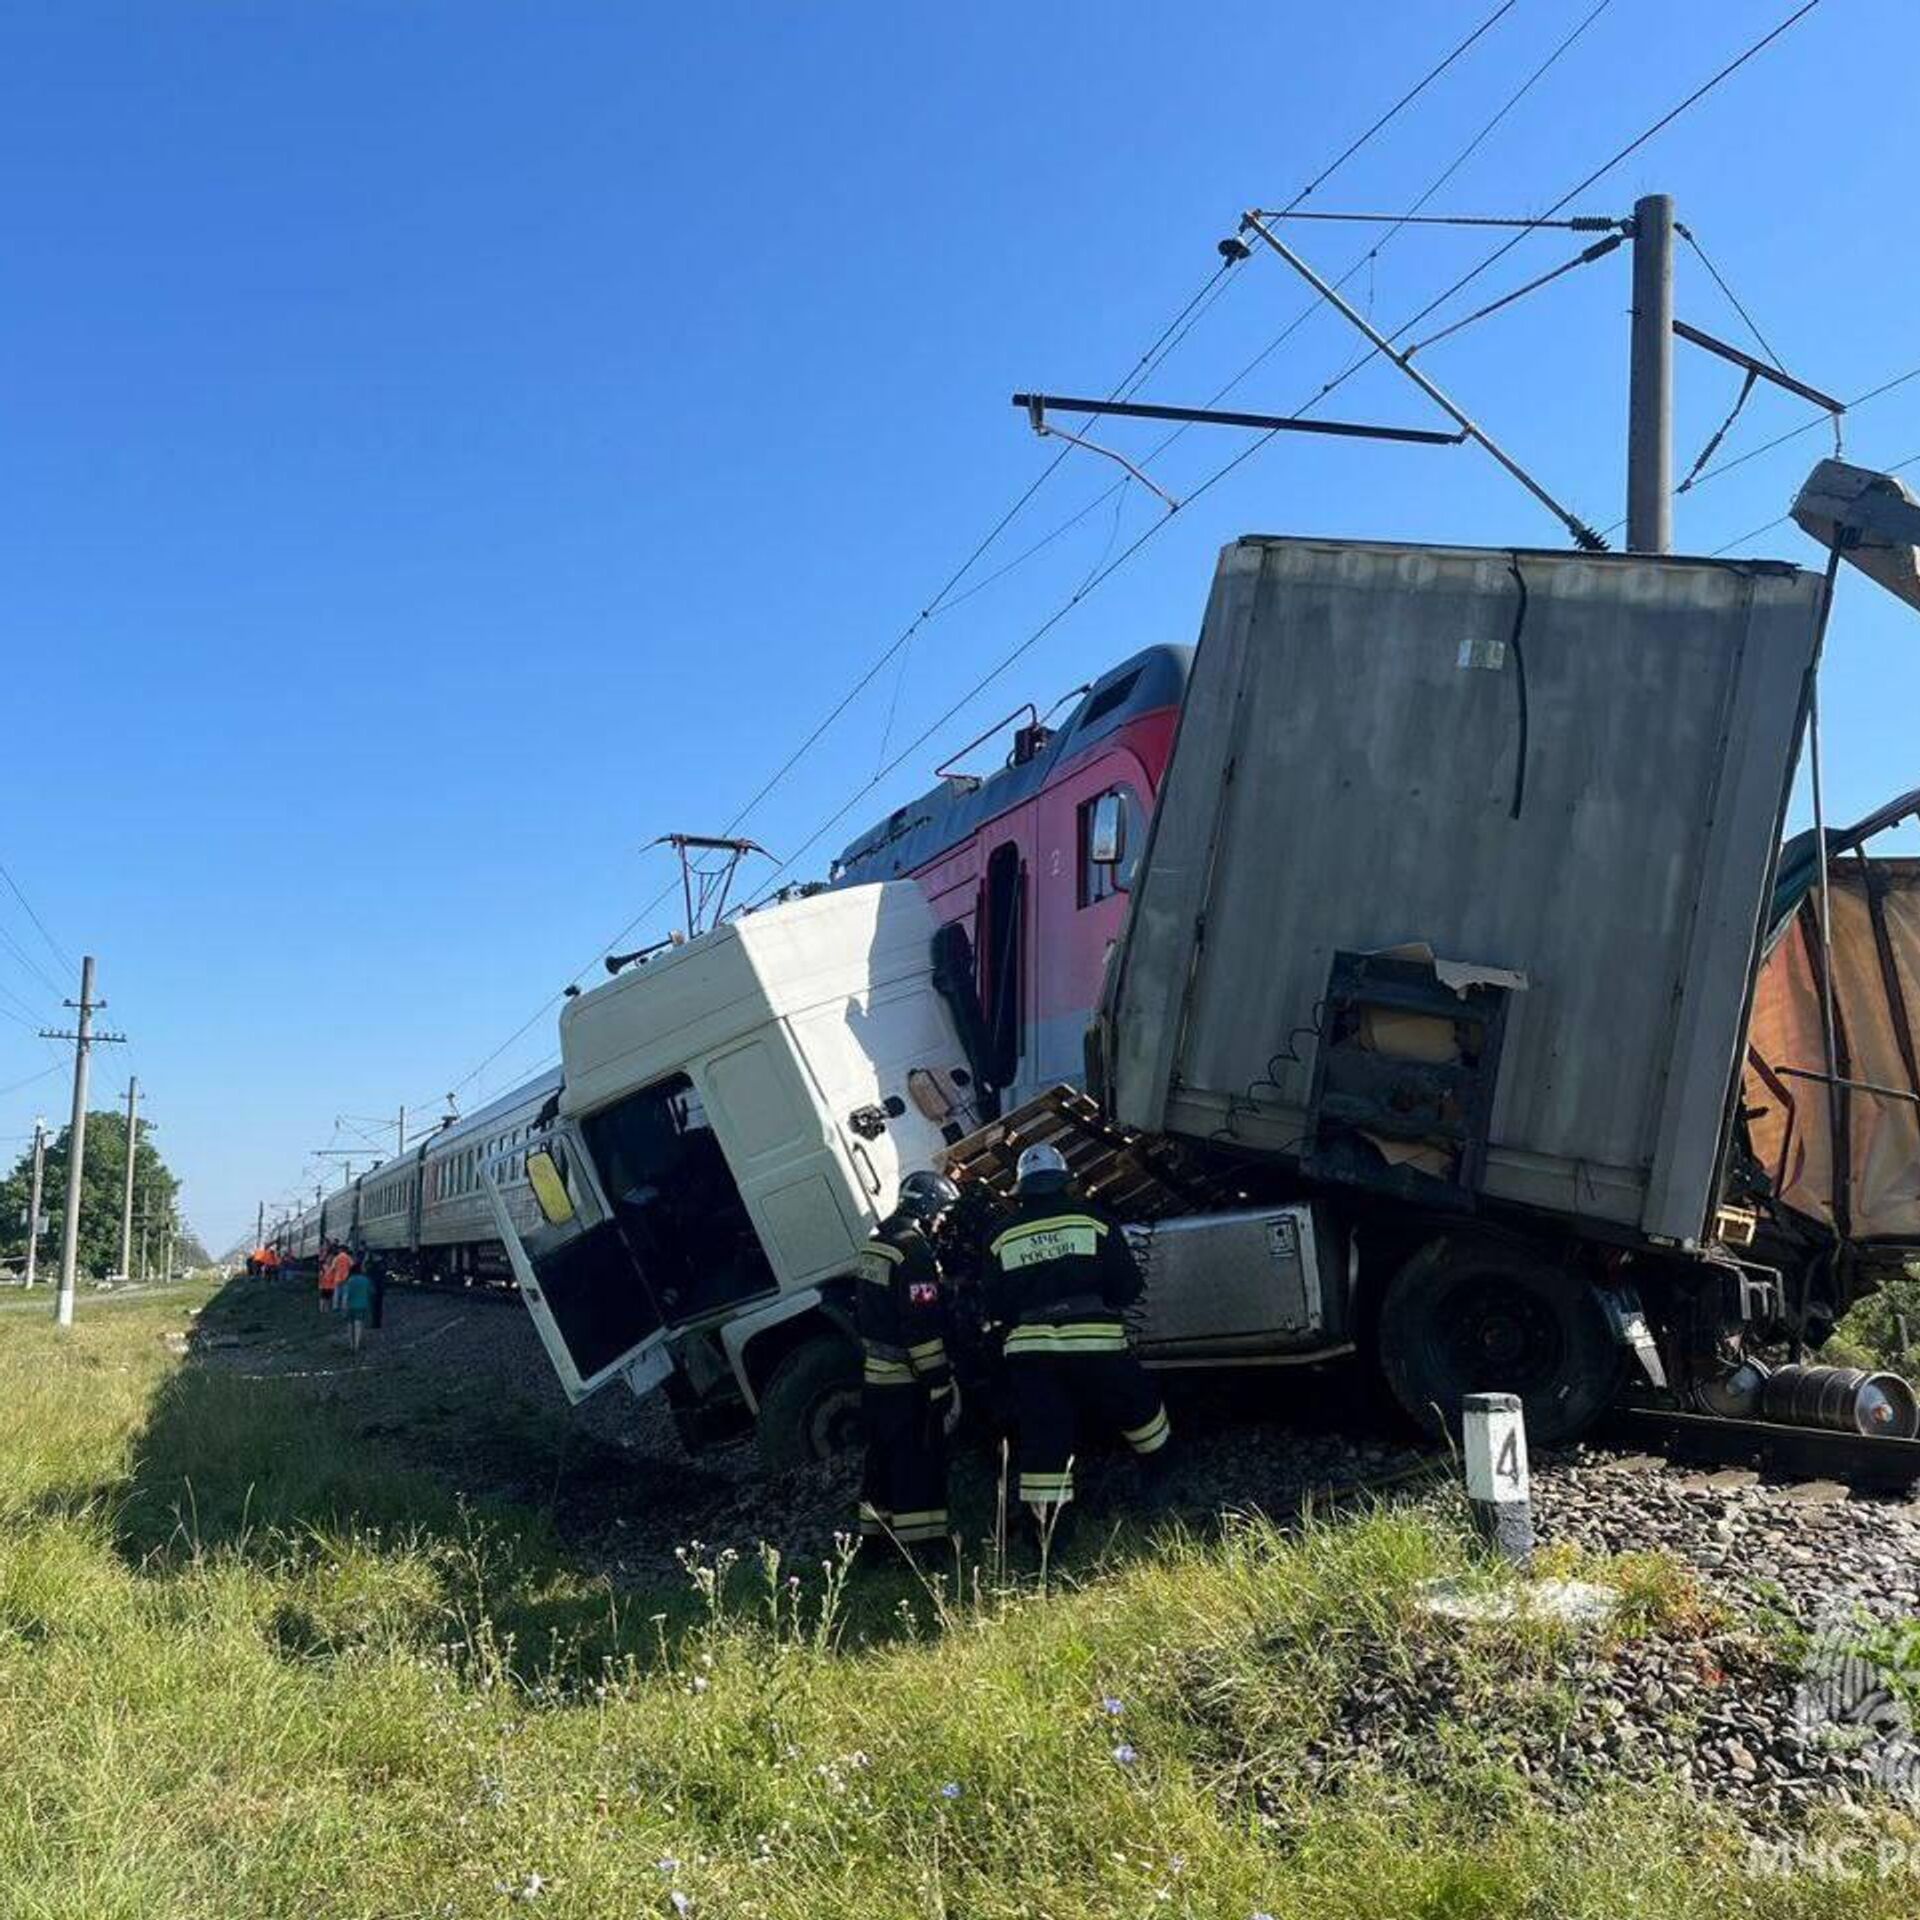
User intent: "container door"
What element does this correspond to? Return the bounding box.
[483,1119,668,1403]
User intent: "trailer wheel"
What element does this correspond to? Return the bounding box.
[756,1335,863,1472]
[1376,1237,1622,1446]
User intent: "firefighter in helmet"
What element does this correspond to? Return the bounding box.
[856,1168,963,1553]
[983,1142,1169,1531]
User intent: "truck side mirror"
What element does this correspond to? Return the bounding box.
[1090,790,1126,867]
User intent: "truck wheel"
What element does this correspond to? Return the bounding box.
[756,1335,863,1472]
[1376,1237,1622,1447]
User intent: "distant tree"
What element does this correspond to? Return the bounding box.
[0,1111,195,1279]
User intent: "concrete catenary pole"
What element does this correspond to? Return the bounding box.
[53,955,97,1328]
[24,1118,47,1288]
[397,1104,406,1158]
[117,1075,139,1281]
[255,1200,265,1251]
[1626,191,1674,554]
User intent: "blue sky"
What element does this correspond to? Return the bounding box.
[2,1,1915,1251]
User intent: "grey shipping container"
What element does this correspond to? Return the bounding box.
[1104,535,1827,1249]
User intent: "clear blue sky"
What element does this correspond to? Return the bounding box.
[3,1,1915,1251]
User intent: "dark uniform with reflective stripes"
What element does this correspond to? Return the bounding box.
[856,1212,954,1546]
[983,1194,1169,1511]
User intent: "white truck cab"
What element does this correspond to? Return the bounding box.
[484,883,981,1464]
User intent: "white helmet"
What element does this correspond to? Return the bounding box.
[1015,1142,1070,1191]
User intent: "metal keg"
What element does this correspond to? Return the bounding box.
[1758,1363,1920,1438]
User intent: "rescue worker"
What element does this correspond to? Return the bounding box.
[982,1142,1169,1533]
[856,1169,963,1554]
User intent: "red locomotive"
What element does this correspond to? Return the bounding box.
[831,645,1189,1108]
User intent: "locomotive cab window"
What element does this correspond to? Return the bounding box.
[1078,785,1143,906]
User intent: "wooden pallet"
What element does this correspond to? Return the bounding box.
[939,1085,1245,1222]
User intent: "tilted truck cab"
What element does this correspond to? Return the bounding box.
[484,883,982,1465]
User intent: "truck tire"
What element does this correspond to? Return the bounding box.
[1376,1236,1622,1447]
[756,1335,864,1472]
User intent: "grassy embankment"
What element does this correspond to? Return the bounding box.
[2,1277,1916,1919]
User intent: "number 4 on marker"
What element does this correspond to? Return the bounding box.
[1496,1428,1520,1486]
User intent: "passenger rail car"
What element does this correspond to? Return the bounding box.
[275,1071,562,1286]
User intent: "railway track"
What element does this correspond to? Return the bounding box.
[1606,1404,1920,1493]
[280,1276,1920,1491]
[375,1273,524,1308]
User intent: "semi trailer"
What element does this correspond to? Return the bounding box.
[1056,512,1915,1444]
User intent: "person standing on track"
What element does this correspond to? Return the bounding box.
[856,1170,963,1557]
[981,1143,1170,1539]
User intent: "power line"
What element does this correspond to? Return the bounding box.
[0,1063,61,1101]
[693,0,1526,861]
[1678,224,1785,371]
[407,256,1245,1114]
[408,4,1611,1134]
[0,917,64,1002]
[1276,0,1521,212]
[951,0,1620,586]
[1400,229,1625,358]
[1292,0,1828,426]
[742,2,1829,915]
[1708,448,1920,557]
[0,968,53,1027]
[743,417,1306,910]
[0,858,73,974]
[1687,363,1920,493]
[403,5,1530,1124]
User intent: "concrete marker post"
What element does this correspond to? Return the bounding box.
[1463,1391,1533,1566]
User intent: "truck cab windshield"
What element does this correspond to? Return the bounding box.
[581,1071,776,1325]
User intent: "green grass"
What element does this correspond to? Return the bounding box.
[3,1281,1918,1917]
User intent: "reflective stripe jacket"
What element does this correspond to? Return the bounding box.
[981,1192,1142,1330]
[855,1213,952,1392]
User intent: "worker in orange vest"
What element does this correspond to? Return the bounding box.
[320,1243,351,1313]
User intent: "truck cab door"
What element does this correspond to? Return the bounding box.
[483,1121,670,1403]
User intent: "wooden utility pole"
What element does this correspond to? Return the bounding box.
[1626,192,1675,554]
[118,1076,139,1281]
[23,1118,47,1289]
[40,955,126,1329]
